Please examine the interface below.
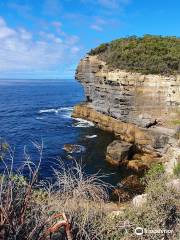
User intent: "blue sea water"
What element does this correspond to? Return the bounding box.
[0,80,132,185]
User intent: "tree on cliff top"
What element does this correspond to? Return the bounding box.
[89,35,180,75]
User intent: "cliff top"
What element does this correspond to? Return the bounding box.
[89,35,180,75]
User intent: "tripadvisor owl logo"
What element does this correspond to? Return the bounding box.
[134,227,173,236]
[134,227,143,236]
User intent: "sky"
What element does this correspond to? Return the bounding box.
[0,0,179,80]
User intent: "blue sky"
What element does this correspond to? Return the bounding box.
[0,0,179,79]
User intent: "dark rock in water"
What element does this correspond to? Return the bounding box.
[63,144,85,153]
[106,140,134,166]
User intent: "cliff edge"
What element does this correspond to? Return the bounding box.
[73,36,180,171]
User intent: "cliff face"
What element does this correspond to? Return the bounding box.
[73,55,180,170]
[75,55,180,128]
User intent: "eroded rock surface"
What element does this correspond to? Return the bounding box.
[73,54,180,170]
[75,55,180,128]
[132,193,148,208]
[106,140,133,166]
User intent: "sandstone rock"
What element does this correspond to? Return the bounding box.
[163,146,180,175]
[75,55,180,129]
[106,140,133,166]
[73,54,180,174]
[127,151,161,172]
[72,104,161,147]
[127,160,149,172]
[174,126,180,139]
[167,179,180,192]
[72,103,167,171]
[137,114,158,128]
[132,193,147,208]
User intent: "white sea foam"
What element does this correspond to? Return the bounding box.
[36,117,44,120]
[62,112,71,119]
[61,107,74,118]
[85,135,97,139]
[39,107,73,118]
[60,107,74,111]
[72,118,95,128]
[39,108,59,114]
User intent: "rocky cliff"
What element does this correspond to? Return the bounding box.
[72,55,180,170]
[75,55,180,128]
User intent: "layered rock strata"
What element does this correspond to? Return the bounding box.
[73,55,180,170]
[75,55,180,128]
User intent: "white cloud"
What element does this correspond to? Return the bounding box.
[51,21,66,36]
[0,17,6,26]
[82,0,130,9]
[90,18,106,32]
[42,32,63,43]
[0,17,81,73]
[0,17,16,39]
[52,21,62,28]
[91,24,103,31]
[71,46,80,54]
[18,28,32,40]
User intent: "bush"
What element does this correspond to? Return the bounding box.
[89,35,180,75]
[142,163,165,184]
[0,144,179,240]
[173,161,180,177]
[0,143,111,240]
[121,164,180,240]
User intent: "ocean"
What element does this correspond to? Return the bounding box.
[0,80,133,186]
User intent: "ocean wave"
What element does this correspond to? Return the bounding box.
[39,108,59,114]
[61,107,74,119]
[39,107,73,118]
[72,118,95,128]
[36,117,44,120]
[85,135,97,139]
[60,107,74,111]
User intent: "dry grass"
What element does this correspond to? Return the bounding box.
[0,140,179,240]
[0,141,112,239]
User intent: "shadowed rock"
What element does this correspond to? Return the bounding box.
[106,140,133,166]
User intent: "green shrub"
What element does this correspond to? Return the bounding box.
[140,163,165,186]
[89,43,109,55]
[0,139,9,160]
[89,35,180,75]
[121,164,180,240]
[173,161,180,177]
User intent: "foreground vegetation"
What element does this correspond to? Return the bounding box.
[89,35,180,75]
[0,141,179,239]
